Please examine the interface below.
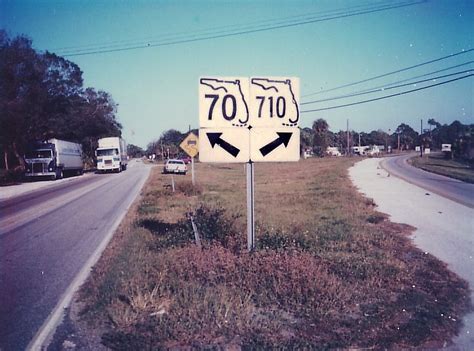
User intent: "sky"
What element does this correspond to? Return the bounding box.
[1,0,473,149]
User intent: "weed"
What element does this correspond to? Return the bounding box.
[77,158,471,349]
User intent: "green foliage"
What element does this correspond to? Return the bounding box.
[0,30,122,169]
[146,129,186,159]
[127,144,144,158]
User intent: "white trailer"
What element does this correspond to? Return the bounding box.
[24,139,84,180]
[96,137,128,173]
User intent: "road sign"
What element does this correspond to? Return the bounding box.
[250,127,300,162]
[199,77,250,128]
[249,77,300,128]
[198,128,250,163]
[180,132,199,157]
[198,76,300,252]
[199,76,299,163]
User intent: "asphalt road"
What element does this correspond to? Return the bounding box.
[0,161,151,351]
[381,153,474,208]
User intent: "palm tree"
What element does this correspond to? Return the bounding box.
[312,118,329,133]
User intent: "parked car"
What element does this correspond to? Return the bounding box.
[181,156,192,164]
[163,159,187,175]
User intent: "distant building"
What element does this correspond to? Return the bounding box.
[326,146,342,156]
[303,148,313,159]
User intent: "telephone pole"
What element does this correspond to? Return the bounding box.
[420,119,423,157]
[346,119,350,156]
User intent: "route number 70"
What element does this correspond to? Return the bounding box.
[205,94,237,121]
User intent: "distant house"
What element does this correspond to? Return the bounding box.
[352,145,381,156]
[326,146,341,156]
[303,148,313,159]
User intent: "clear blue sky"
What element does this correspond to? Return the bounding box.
[1,0,473,148]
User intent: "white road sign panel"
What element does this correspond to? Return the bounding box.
[250,127,300,162]
[249,77,300,128]
[199,128,250,163]
[199,77,251,128]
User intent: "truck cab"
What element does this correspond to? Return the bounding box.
[96,137,128,173]
[24,139,83,180]
[24,143,58,179]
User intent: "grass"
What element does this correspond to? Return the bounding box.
[73,157,471,349]
[409,153,474,183]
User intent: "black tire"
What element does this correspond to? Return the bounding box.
[54,169,63,180]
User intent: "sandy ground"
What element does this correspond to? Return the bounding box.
[350,158,474,350]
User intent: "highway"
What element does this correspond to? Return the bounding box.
[381,153,474,208]
[0,161,151,351]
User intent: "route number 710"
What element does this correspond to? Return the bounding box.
[256,96,286,118]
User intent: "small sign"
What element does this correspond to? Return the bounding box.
[441,144,452,152]
[180,132,199,158]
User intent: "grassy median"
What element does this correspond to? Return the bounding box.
[409,153,474,183]
[74,157,470,349]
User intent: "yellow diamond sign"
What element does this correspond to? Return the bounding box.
[180,132,199,158]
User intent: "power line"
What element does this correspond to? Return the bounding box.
[302,48,474,98]
[301,74,473,113]
[301,68,473,105]
[51,0,395,52]
[57,1,425,57]
[302,61,474,103]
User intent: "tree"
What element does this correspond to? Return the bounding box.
[300,127,314,154]
[0,31,43,169]
[147,129,186,160]
[128,144,144,158]
[395,123,418,150]
[0,31,122,170]
[312,118,331,156]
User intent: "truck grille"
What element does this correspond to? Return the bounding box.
[32,163,45,173]
[105,160,112,165]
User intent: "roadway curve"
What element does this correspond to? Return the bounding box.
[381,153,474,208]
[0,161,151,350]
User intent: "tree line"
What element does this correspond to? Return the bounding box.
[303,118,472,158]
[148,118,472,161]
[0,30,122,171]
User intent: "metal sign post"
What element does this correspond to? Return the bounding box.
[246,162,255,251]
[191,157,195,186]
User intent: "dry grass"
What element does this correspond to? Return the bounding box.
[74,158,471,349]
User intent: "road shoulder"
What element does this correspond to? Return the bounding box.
[350,157,474,349]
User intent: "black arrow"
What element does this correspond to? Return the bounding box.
[259,132,293,157]
[207,133,240,157]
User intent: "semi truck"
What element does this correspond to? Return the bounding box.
[96,137,128,173]
[24,139,84,180]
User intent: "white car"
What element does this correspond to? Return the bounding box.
[163,159,187,175]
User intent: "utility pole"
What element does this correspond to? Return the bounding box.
[358,132,361,147]
[346,119,350,156]
[420,119,423,157]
